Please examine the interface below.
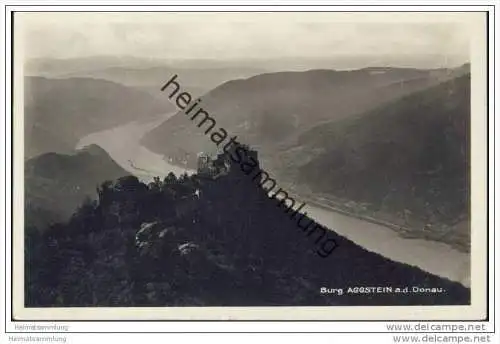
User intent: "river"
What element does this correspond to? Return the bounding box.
[76,114,470,288]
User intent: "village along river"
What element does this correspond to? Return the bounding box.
[76,114,470,288]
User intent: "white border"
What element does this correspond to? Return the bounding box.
[1,2,496,336]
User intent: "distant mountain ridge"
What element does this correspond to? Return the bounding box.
[142,66,468,168]
[25,57,268,100]
[57,66,267,95]
[25,55,470,75]
[24,76,172,159]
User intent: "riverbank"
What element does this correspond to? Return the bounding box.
[295,193,469,254]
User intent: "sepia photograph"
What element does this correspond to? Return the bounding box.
[11,10,488,321]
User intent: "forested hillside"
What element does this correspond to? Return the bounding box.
[25,149,470,307]
[290,74,470,250]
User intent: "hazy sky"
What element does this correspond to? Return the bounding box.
[18,12,476,64]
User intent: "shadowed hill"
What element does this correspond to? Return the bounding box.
[25,144,131,229]
[25,147,470,307]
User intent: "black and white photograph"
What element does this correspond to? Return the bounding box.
[11,11,488,321]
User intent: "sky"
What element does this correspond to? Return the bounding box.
[17,12,478,65]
